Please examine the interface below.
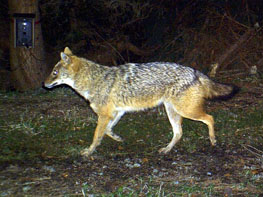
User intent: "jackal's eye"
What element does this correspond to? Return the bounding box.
[53,70,58,76]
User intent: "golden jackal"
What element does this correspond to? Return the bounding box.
[45,47,236,157]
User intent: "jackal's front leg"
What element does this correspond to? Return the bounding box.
[81,115,111,157]
[105,111,124,142]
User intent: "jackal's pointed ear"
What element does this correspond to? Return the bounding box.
[60,52,71,64]
[64,47,73,55]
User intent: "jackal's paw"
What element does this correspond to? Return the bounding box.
[113,135,123,142]
[158,147,171,154]
[210,138,217,146]
[107,132,123,142]
[80,148,94,158]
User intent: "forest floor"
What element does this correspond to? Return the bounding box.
[0,71,263,196]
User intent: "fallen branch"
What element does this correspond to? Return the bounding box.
[241,144,263,159]
[216,28,255,71]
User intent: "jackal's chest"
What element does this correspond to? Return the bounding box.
[78,90,90,100]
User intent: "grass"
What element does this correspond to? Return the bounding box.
[0,88,263,196]
[81,177,218,196]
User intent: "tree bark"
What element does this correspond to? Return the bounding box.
[8,0,48,91]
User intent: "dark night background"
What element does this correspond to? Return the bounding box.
[1,0,263,91]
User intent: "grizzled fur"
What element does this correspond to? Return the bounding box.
[45,47,236,157]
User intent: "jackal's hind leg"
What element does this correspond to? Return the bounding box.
[200,114,216,146]
[159,102,183,154]
[184,113,215,146]
[172,91,216,146]
[105,111,124,142]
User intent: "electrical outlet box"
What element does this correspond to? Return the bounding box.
[13,13,35,48]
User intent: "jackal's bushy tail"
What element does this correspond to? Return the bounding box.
[198,74,238,99]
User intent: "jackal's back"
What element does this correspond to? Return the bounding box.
[112,62,198,98]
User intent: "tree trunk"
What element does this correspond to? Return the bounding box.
[8,0,48,91]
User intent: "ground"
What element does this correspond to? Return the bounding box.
[0,73,263,196]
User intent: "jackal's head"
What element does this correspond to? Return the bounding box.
[45,47,77,89]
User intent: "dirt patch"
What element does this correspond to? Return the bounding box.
[1,149,262,196]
